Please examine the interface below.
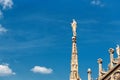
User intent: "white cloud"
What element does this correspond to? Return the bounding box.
[0,0,13,34]
[0,0,13,9]
[31,66,53,74]
[0,64,15,76]
[91,0,104,7]
[0,24,7,34]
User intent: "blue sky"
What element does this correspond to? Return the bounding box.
[0,0,120,80]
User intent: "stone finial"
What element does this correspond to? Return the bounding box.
[108,48,114,54]
[98,58,102,64]
[108,48,114,69]
[88,68,92,80]
[88,68,92,73]
[98,58,103,79]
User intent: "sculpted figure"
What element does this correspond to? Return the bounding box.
[71,19,77,36]
[116,45,120,57]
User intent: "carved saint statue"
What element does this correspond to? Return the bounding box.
[116,45,120,57]
[71,19,77,36]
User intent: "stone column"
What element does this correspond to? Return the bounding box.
[98,58,103,80]
[87,68,92,80]
[108,48,114,69]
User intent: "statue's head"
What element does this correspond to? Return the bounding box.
[71,19,77,29]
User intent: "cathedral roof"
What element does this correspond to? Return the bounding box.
[101,60,120,80]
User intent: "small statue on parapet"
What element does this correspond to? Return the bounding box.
[116,44,120,58]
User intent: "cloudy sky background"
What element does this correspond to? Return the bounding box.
[0,0,120,80]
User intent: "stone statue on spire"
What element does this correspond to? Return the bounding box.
[71,19,77,36]
[116,44,120,58]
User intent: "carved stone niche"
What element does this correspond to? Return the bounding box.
[113,71,120,80]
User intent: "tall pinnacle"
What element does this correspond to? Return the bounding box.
[70,19,81,80]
